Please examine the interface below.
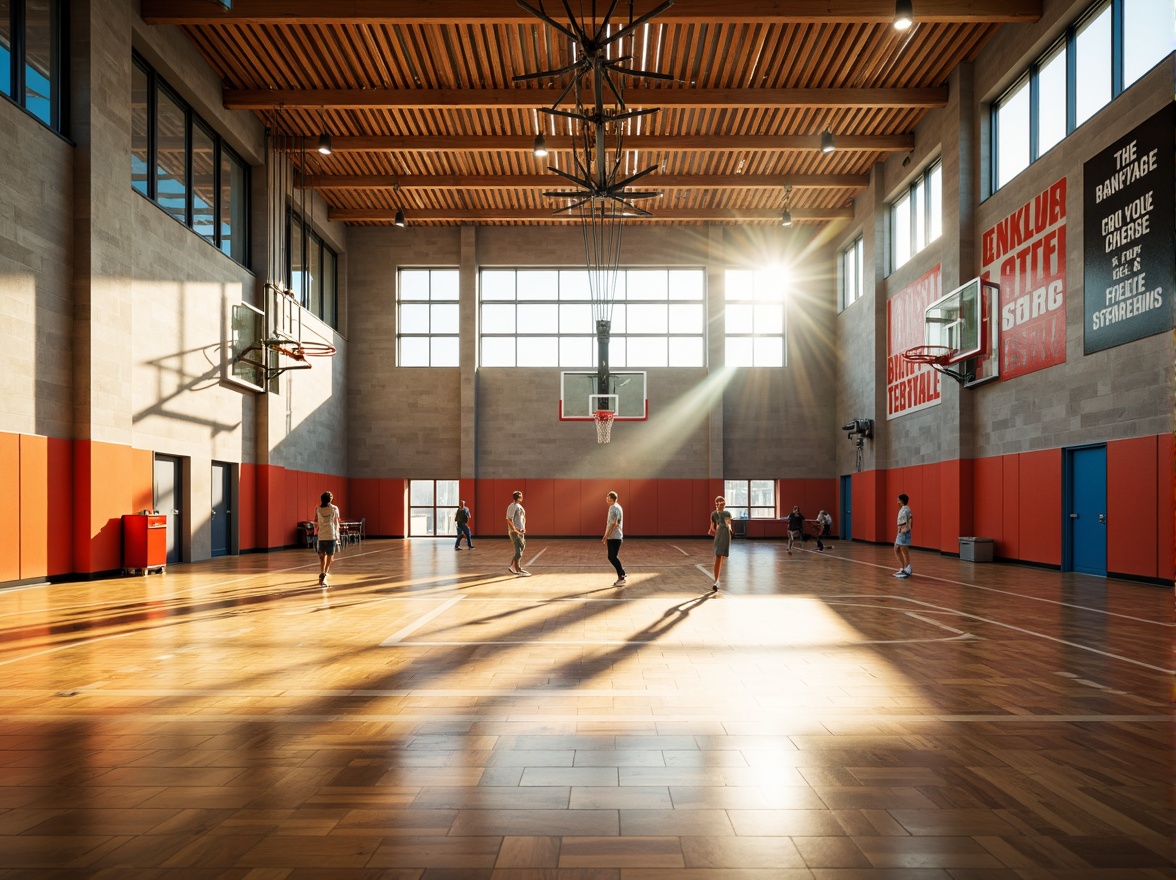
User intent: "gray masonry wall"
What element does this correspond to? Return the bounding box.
[345,223,837,482]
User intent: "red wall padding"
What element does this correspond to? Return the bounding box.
[1107,437,1159,579]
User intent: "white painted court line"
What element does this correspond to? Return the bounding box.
[669,544,690,555]
[379,595,465,645]
[524,547,548,566]
[814,549,1172,627]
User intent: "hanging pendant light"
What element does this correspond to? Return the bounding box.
[894,0,913,31]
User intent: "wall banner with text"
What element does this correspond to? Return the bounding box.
[887,264,942,419]
[981,178,1068,380]
[1083,103,1174,354]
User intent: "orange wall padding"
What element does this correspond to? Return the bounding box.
[0,433,18,582]
[130,448,154,514]
[239,463,257,551]
[72,440,134,574]
[1018,449,1062,566]
[18,435,48,580]
[1107,437,1159,579]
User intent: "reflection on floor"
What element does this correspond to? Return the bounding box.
[0,538,1171,879]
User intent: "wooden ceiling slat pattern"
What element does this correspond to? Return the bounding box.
[160,8,1018,226]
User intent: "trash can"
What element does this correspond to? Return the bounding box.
[959,537,994,562]
[299,521,316,548]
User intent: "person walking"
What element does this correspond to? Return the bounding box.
[602,491,626,586]
[505,490,530,576]
[815,509,832,551]
[786,505,805,555]
[894,493,913,578]
[708,496,733,591]
[314,490,341,586]
[454,500,473,550]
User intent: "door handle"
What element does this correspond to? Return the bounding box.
[1069,513,1078,518]
[1098,514,1106,524]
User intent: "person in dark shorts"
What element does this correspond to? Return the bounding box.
[454,500,473,550]
[708,496,733,591]
[315,490,341,586]
[786,505,805,555]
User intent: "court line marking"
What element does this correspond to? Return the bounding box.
[669,545,690,555]
[380,595,465,645]
[812,548,1172,627]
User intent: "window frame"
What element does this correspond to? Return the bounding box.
[287,211,340,329]
[478,267,706,368]
[130,51,251,267]
[840,236,864,311]
[723,268,790,367]
[991,0,1170,193]
[1,0,67,132]
[890,160,942,272]
[723,479,776,520]
[397,268,461,367]
[408,479,461,537]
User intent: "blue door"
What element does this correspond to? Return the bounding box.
[839,475,853,542]
[1066,446,1106,576]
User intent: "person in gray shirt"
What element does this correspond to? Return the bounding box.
[602,491,626,586]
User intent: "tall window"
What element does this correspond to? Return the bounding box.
[1,0,66,131]
[723,480,775,520]
[724,268,788,367]
[131,54,250,265]
[409,480,459,537]
[992,0,1173,192]
[840,236,864,311]
[891,161,942,271]
[398,269,459,366]
[288,213,339,329]
[480,268,705,368]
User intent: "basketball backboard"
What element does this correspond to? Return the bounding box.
[228,301,268,391]
[560,371,648,420]
[924,278,999,386]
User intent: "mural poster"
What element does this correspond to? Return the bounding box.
[981,178,1068,380]
[887,264,942,419]
[1083,103,1174,354]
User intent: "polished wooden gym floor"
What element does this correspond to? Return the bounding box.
[0,536,1171,879]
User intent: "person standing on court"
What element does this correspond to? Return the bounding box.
[786,505,805,555]
[454,499,473,550]
[505,490,530,576]
[815,509,833,551]
[315,490,341,586]
[602,491,626,586]
[894,493,913,578]
[708,496,733,591]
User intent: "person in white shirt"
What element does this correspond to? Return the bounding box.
[505,490,530,576]
[315,490,341,586]
[602,491,626,586]
[894,494,913,578]
[815,509,833,551]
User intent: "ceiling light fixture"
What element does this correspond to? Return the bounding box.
[894,0,913,31]
[533,133,548,157]
[317,132,332,155]
[393,183,406,228]
[781,184,793,227]
[820,129,835,153]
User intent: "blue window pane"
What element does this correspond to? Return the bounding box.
[24,0,53,124]
[155,87,188,225]
[0,0,12,98]
[191,124,216,242]
[220,151,248,263]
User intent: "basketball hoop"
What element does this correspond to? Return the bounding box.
[593,410,615,444]
[901,344,955,365]
[902,344,967,384]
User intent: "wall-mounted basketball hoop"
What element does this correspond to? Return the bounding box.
[593,409,616,444]
[901,344,966,384]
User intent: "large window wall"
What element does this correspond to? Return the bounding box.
[890,161,942,272]
[480,268,706,368]
[398,269,459,366]
[992,0,1173,191]
[724,268,789,367]
[131,53,250,265]
[288,212,338,329]
[409,479,459,537]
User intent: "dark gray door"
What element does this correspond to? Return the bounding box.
[211,462,231,557]
[154,455,182,564]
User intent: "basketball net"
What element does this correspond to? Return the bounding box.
[594,410,615,444]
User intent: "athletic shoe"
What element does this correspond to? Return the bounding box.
[455,547,462,551]
[507,566,518,574]
[517,569,532,577]
[895,570,910,579]
[613,577,627,586]
[711,582,720,591]
[318,573,325,584]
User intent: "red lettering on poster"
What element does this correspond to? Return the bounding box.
[886,264,942,418]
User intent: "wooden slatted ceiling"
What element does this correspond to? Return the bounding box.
[155,3,1021,226]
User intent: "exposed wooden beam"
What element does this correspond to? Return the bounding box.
[277,134,915,153]
[298,173,869,191]
[328,207,855,223]
[144,0,1041,26]
[228,87,947,111]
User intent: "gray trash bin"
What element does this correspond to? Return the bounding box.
[959,537,994,562]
